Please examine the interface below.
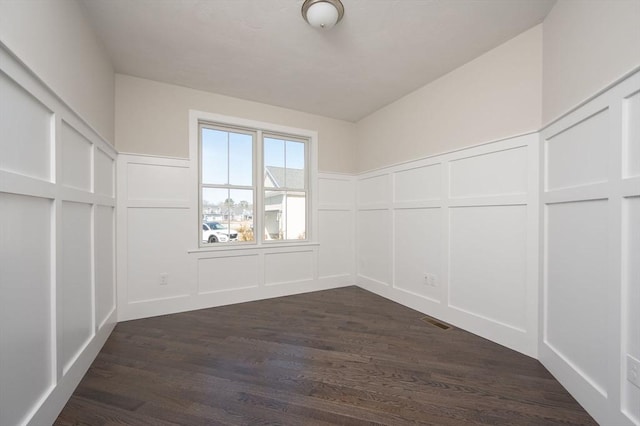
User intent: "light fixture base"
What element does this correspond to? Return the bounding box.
[302,0,345,29]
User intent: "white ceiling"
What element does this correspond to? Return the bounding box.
[81,0,556,122]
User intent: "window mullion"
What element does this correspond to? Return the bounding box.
[256,130,264,245]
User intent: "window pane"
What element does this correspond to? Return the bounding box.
[264,190,306,241]
[229,189,254,242]
[202,128,228,185]
[202,188,228,244]
[285,192,306,240]
[229,132,253,186]
[202,187,229,221]
[264,138,285,168]
[286,141,305,168]
[264,190,285,240]
[285,140,305,189]
[264,138,284,189]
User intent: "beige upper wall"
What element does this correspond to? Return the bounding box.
[355,25,542,173]
[0,0,115,143]
[542,0,640,125]
[115,74,357,173]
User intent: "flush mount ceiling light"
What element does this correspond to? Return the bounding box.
[302,0,345,29]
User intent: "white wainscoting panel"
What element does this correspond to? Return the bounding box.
[117,153,356,321]
[358,174,390,206]
[545,200,609,395]
[545,109,609,191]
[94,205,115,328]
[265,250,315,285]
[59,201,94,374]
[94,148,115,197]
[127,162,191,204]
[0,193,53,426]
[0,71,53,182]
[319,176,354,207]
[1,43,118,426]
[126,207,193,303]
[357,209,392,286]
[394,164,441,202]
[198,255,260,294]
[540,70,640,426]
[450,147,528,198]
[623,196,640,423]
[624,91,640,178]
[357,133,538,357]
[393,207,442,302]
[61,121,92,192]
[318,209,354,278]
[449,205,527,331]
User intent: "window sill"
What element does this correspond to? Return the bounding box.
[188,241,319,254]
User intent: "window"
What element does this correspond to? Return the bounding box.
[198,120,311,247]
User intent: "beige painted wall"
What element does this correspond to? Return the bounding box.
[355,25,542,173]
[0,0,115,143]
[115,75,357,173]
[543,0,640,125]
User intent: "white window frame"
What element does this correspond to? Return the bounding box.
[189,110,318,251]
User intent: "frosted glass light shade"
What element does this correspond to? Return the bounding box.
[302,0,344,29]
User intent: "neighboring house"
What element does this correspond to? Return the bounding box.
[264,166,305,240]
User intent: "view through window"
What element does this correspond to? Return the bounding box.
[199,123,308,246]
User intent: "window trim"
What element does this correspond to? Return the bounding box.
[189,110,318,252]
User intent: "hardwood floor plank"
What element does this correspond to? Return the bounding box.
[56,287,597,425]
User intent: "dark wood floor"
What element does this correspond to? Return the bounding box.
[55,286,596,425]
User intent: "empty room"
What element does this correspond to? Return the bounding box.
[1,0,639,424]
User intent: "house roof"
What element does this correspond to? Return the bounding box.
[265,166,305,190]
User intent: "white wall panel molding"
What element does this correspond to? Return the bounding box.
[623,90,640,179]
[394,164,441,202]
[356,133,539,357]
[0,44,116,426]
[540,70,640,426]
[117,151,356,321]
[449,146,528,198]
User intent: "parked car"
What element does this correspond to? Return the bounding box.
[202,222,238,243]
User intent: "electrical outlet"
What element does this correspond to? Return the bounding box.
[423,273,438,287]
[628,354,640,389]
[159,273,169,286]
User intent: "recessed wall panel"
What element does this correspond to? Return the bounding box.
[198,255,259,293]
[60,201,93,373]
[265,251,313,285]
[625,197,640,361]
[319,210,353,277]
[94,148,115,197]
[358,174,389,206]
[95,206,114,328]
[624,91,640,178]
[449,205,527,330]
[394,208,441,300]
[127,208,192,302]
[127,163,190,203]
[623,196,640,420]
[546,109,609,190]
[61,121,92,191]
[0,72,52,181]
[319,178,353,206]
[546,199,609,395]
[0,193,52,426]
[450,147,527,198]
[394,164,441,202]
[357,209,391,284]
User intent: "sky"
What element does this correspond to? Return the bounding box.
[201,128,305,206]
